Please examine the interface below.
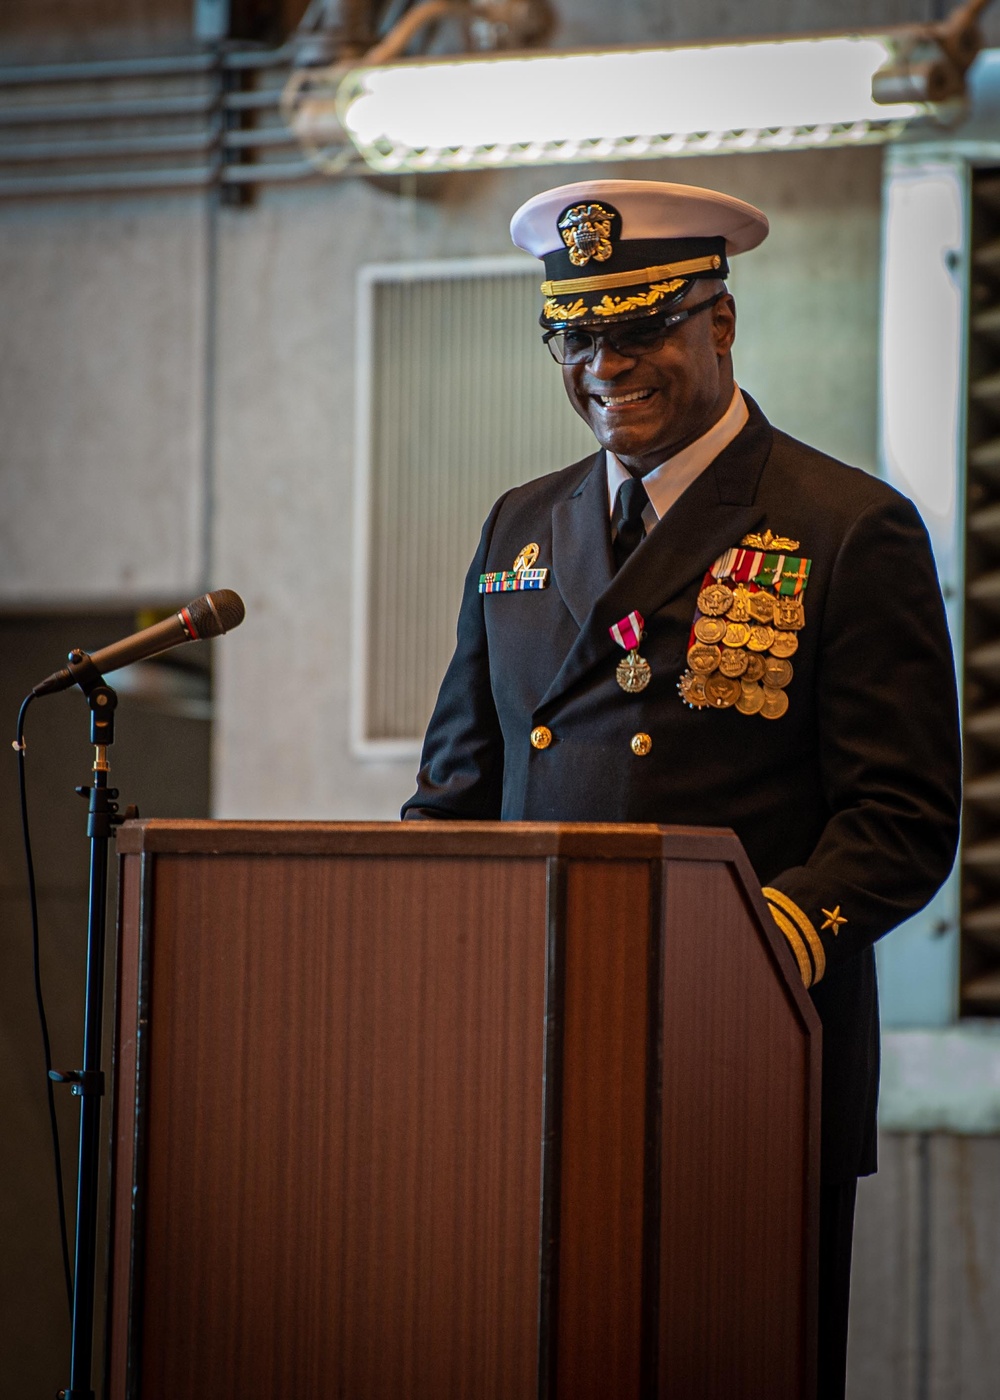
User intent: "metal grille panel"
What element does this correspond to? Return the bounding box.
[962,168,1000,1013]
[355,259,595,752]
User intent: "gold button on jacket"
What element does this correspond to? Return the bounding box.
[530,725,552,750]
[631,732,652,756]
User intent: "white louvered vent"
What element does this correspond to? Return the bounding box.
[353,257,596,757]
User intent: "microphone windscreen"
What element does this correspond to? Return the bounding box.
[186,590,246,639]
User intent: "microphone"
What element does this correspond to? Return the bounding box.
[32,589,246,697]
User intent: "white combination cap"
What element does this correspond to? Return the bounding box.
[509,178,768,328]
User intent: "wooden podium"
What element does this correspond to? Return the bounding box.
[108,821,820,1400]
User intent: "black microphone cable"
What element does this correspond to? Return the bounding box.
[14,692,74,1319]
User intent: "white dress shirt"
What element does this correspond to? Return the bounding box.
[606,385,750,533]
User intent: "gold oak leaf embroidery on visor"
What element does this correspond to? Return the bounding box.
[543,297,589,322]
[542,279,688,324]
[591,280,688,318]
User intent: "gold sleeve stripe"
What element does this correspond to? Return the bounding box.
[763,887,827,985]
[767,903,813,988]
[540,253,722,298]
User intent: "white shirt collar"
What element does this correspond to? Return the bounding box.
[606,385,749,526]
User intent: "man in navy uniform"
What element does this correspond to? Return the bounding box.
[402,179,961,1397]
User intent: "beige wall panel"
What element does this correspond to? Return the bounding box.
[556,0,1000,49]
[0,0,192,61]
[0,198,207,603]
[212,150,881,819]
[720,147,883,472]
[210,179,490,820]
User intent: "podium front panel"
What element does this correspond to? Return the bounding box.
[109,821,819,1400]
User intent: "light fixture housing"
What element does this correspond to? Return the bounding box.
[322,34,938,174]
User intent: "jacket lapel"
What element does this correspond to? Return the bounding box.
[550,452,615,629]
[537,399,774,712]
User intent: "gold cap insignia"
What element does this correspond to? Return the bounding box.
[513,542,539,572]
[558,203,614,268]
[741,528,801,552]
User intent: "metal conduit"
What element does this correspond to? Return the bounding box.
[0,167,217,196]
[0,45,293,87]
[225,90,288,111]
[0,96,218,126]
[0,54,217,84]
[223,159,319,182]
[0,44,336,199]
[0,132,218,162]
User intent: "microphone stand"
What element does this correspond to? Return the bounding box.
[50,651,129,1400]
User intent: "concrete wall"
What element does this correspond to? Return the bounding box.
[0,196,209,603]
[851,1135,1000,1400]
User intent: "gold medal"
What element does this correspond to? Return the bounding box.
[744,653,766,683]
[513,542,539,572]
[616,649,652,693]
[763,656,794,689]
[774,596,805,630]
[723,622,751,648]
[705,673,741,708]
[748,591,777,624]
[761,686,790,719]
[678,670,709,708]
[694,616,728,645]
[768,631,798,658]
[736,682,766,715]
[728,585,752,623]
[718,647,749,678]
[687,643,722,675]
[747,625,775,652]
[697,582,734,617]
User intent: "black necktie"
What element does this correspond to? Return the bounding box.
[612,476,650,570]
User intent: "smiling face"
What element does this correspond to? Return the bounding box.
[561,283,737,476]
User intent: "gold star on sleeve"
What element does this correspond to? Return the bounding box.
[821,906,847,934]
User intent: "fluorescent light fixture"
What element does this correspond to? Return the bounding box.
[334,37,925,173]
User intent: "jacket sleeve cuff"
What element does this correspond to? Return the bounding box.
[762,886,826,988]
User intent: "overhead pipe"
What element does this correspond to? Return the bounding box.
[0,95,217,126]
[0,53,217,85]
[0,132,217,164]
[0,166,217,197]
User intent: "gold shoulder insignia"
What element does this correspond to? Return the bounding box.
[742,528,801,552]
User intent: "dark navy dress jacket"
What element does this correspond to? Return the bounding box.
[403,397,962,1182]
